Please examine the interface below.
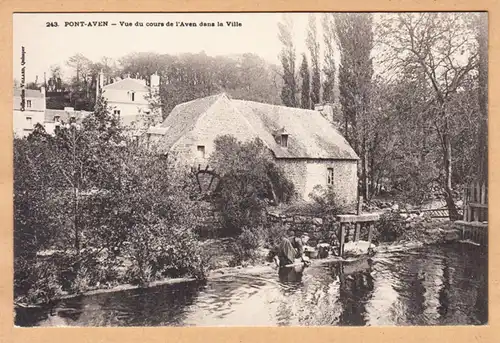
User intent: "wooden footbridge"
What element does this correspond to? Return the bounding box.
[335,197,380,257]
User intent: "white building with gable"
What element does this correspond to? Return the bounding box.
[99,72,161,128]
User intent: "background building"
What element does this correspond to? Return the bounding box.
[13,88,46,138]
[100,72,161,128]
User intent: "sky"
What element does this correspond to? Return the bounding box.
[13,12,317,83]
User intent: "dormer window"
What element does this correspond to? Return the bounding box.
[273,127,290,148]
[280,134,289,148]
[197,145,206,159]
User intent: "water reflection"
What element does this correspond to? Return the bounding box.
[336,259,374,326]
[15,243,487,327]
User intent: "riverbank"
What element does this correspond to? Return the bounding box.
[14,215,465,309]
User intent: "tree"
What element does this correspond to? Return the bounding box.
[476,13,488,184]
[66,53,96,110]
[118,52,168,81]
[336,13,374,199]
[322,13,337,103]
[47,64,64,92]
[299,53,311,109]
[378,12,479,219]
[209,135,295,236]
[230,53,283,105]
[307,14,321,108]
[278,15,298,107]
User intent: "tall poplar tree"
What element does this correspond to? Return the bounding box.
[322,13,336,103]
[307,14,321,108]
[299,54,311,109]
[278,15,298,107]
[336,13,374,199]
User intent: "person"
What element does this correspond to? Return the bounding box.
[274,231,311,269]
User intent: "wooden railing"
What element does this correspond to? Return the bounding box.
[462,181,488,223]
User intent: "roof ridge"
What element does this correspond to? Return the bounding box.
[232,98,318,113]
[174,92,227,107]
[103,77,148,89]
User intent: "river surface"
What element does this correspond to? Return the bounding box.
[15,243,487,327]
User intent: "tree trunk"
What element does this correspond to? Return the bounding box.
[74,188,80,253]
[362,139,369,200]
[443,133,460,220]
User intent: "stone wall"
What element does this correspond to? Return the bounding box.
[277,159,358,204]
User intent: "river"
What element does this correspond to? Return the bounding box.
[15,242,487,327]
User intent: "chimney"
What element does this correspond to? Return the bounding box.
[96,70,104,102]
[41,86,46,111]
[99,70,104,89]
[316,103,334,123]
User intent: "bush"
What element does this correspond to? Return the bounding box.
[309,185,353,219]
[124,221,206,286]
[13,98,209,304]
[264,222,289,252]
[372,211,406,242]
[14,256,64,305]
[229,227,265,266]
[209,135,295,236]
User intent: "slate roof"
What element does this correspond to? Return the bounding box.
[148,126,170,135]
[102,77,149,92]
[13,88,44,98]
[156,94,221,150]
[153,93,359,160]
[44,109,90,123]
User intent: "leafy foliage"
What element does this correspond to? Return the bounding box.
[278,15,298,107]
[309,185,354,219]
[299,54,311,109]
[229,227,265,266]
[377,12,480,218]
[321,14,337,103]
[335,13,374,199]
[14,96,206,304]
[306,14,321,108]
[209,135,295,236]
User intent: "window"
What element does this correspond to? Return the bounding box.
[26,100,32,108]
[26,116,32,127]
[54,115,60,123]
[281,134,288,148]
[114,110,121,116]
[327,168,334,185]
[129,92,135,101]
[197,145,206,159]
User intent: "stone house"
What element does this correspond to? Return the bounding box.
[43,108,92,134]
[146,93,359,204]
[13,88,46,138]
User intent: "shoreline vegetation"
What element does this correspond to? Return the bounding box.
[14,211,466,309]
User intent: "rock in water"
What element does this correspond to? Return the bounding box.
[343,241,376,257]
